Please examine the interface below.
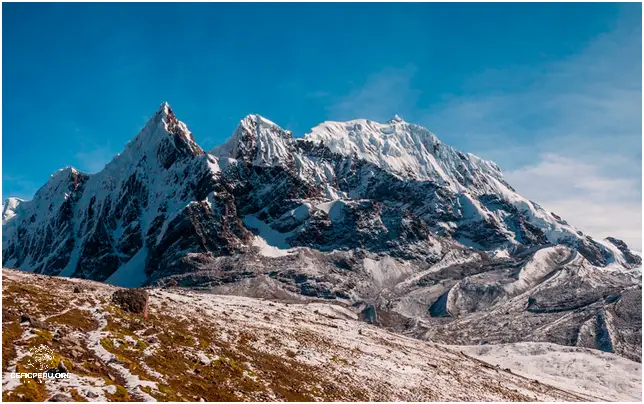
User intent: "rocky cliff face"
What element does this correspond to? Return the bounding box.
[3,103,641,359]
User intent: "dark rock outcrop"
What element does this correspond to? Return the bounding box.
[111,289,149,314]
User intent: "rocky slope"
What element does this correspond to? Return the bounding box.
[3,103,641,360]
[4,268,641,402]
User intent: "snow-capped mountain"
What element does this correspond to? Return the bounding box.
[3,103,641,359]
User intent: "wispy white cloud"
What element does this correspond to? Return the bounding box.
[2,174,40,200]
[504,154,641,249]
[74,146,116,174]
[327,65,420,122]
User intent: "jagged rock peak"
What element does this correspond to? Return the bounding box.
[141,101,173,131]
[143,102,186,136]
[237,114,293,139]
[34,166,87,198]
[211,113,294,167]
[122,102,203,163]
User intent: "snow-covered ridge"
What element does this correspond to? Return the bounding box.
[303,118,506,193]
[211,113,633,265]
[211,114,294,167]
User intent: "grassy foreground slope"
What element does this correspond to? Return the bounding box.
[2,268,593,402]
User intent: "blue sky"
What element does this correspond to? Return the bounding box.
[2,3,641,246]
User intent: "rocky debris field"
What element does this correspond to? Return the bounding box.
[1,268,622,402]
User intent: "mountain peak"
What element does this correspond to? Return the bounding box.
[157,101,171,114]
[238,114,283,132]
[137,102,200,145]
[211,114,293,166]
[145,101,175,130]
[389,114,405,123]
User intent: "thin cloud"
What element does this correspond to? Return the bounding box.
[74,146,116,174]
[504,154,641,249]
[2,174,40,200]
[327,65,420,122]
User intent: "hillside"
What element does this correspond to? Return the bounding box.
[4,268,641,402]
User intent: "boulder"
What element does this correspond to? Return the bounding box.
[111,289,149,314]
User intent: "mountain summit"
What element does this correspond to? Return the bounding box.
[3,103,641,359]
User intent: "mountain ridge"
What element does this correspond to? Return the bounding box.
[3,101,639,276]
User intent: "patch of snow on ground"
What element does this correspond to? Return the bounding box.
[281,203,311,221]
[363,256,413,288]
[491,249,511,259]
[316,200,346,223]
[460,342,642,402]
[251,236,293,258]
[243,215,292,249]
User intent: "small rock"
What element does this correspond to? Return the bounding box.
[73,285,82,293]
[61,335,81,346]
[48,394,72,402]
[57,361,68,373]
[20,314,48,330]
[71,344,85,352]
[86,391,98,399]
